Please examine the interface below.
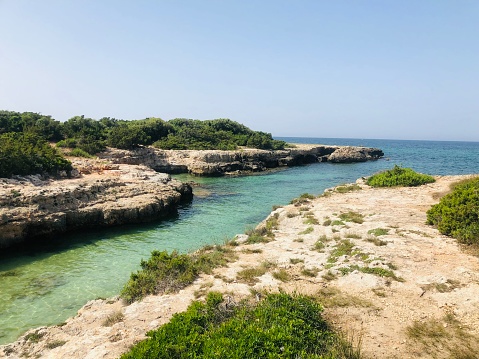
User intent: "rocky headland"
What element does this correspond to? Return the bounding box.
[2,175,479,359]
[0,160,193,249]
[99,144,384,176]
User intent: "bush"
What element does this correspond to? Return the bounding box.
[0,132,72,178]
[427,177,479,244]
[120,247,236,303]
[69,148,93,158]
[120,292,361,359]
[367,165,435,187]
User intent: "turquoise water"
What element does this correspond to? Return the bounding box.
[1,138,478,344]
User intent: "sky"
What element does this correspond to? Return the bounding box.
[0,1,478,141]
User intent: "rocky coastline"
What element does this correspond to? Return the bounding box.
[99,144,384,176]
[2,175,479,358]
[0,161,192,249]
[0,144,382,248]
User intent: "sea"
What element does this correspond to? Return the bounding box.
[0,137,478,344]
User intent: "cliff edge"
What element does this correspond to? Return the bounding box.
[0,160,192,249]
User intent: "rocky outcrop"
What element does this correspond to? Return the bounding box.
[0,164,192,249]
[99,144,384,176]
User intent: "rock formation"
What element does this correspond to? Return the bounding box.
[99,144,384,176]
[0,163,192,249]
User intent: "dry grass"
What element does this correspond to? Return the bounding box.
[102,310,124,327]
[236,261,276,284]
[406,314,479,358]
[316,287,373,308]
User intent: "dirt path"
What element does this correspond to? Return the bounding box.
[2,175,478,358]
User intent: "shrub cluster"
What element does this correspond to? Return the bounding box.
[0,132,72,178]
[427,177,479,244]
[120,247,236,304]
[367,165,435,187]
[0,110,286,177]
[120,292,360,359]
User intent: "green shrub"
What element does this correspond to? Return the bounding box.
[121,247,236,303]
[69,148,93,158]
[120,292,361,359]
[367,165,435,187]
[427,177,479,244]
[0,132,72,178]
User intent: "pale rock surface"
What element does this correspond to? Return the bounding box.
[2,175,478,359]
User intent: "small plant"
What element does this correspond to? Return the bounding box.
[241,248,263,254]
[45,340,67,349]
[272,269,291,282]
[290,193,315,206]
[323,219,332,226]
[367,165,435,187]
[289,258,304,264]
[69,148,94,158]
[367,228,389,236]
[372,288,386,297]
[25,331,45,343]
[236,262,276,284]
[313,241,325,252]
[293,237,304,243]
[299,226,314,235]
[301,267,319,277]
[339,211,364,224]
[286,212,299,218]
[331,220,345,226]
[322,270,337,281]
[366,236,387,246]
[102,310,125,326]
[10,189,21,198]
[328,239,355,263]
[345,232,362,239]
[335,184,362,193]
[303,217,319,225]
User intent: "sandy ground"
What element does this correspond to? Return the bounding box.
[1,175,479,358]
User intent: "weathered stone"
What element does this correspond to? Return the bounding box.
[0,164,192,249]
[99,144,383,176]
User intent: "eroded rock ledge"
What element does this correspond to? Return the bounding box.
[0,163,193,249]
[100,144,384,176]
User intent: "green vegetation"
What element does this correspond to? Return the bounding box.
[366,165,435,187]
[339,211,364,224]
[102,310,124,327]
[427,177,479,244]
[367,228,389,237]
[120,292,361,359]
[120,247,236,303]
[272,269,291,282]
[290,193,315,205]
[236,262,276,284]
[0,110,286,177]
[335,184,362,193]
[0,132,72,178]
[45,340,67,349]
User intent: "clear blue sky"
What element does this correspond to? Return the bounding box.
[1,0,478,141]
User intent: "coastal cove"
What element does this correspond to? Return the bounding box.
[1,138,479,346]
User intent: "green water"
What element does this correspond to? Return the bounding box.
[1,138,478,344]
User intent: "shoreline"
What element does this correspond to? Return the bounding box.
[2,175,479,358]
[0,144,383,249]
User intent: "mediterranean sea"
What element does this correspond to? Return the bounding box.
[0,138,478,344]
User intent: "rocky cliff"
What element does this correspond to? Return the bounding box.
[0,162,192,249]
[99,144,384,176]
